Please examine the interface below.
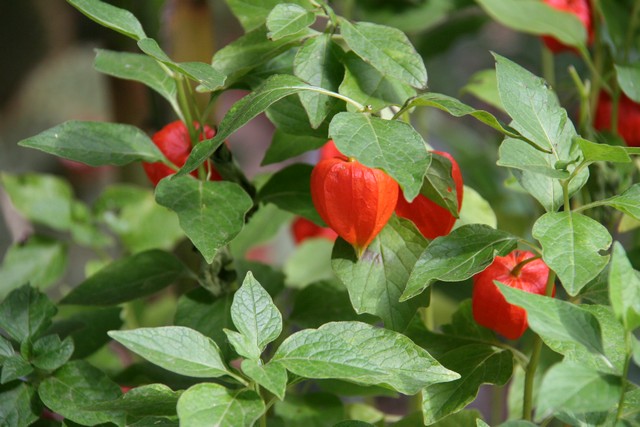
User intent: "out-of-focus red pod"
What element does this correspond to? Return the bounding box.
[142,120,222,186]
[395,151,463,240]
[472,250,553,340]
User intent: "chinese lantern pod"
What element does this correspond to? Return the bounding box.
[395,151,464,240]
[142,120,222,186]
[310,157,399,257]
[291,217,338,244]
[472,250,552,340]
[319,139,347,161]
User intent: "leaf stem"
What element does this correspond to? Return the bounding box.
[562,180,571,212]
[303,86,367,112]
[568,66,590,135]
[624,0,640,63]
[541,45,555,89]
[572,199,607,213]
[522,271,556,420]
[517,239,544,257]
[227,370,249,387]
[615,333,632,422]
[176,76,198,145]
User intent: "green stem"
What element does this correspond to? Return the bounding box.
[176,76,197,144]
[522,334,543,420]
[517,239,544,257]
[562,180,571,212]
[568,66,590,135]
[227,370,249,387]
[615,333,632,422]
[624,0,640,63]
[522,271,556,420]
[541,45,556,89]
[304,86,367,111]
[491,385,504,425]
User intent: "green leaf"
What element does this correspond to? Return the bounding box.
[136,38,226,92]
[177,383,264,427]
[0,285,56,343]
[355,0,456,33]
[294,34,344,128]
[86,384,180,417]
[225,0,312,32]
[1,173,73,231]
[266,92,328,137]
[94,49,177,108]
[332,216,429,331]
[498,138,570,179]
[229,272,283,359]
[402,225,518,301]
[421,152,459,215]
[275,393,344,426]
[38,360,124,426]
[262,131,326,165]
[179,62,227,93]
[535,362,622,421]
[494,53,577,156]
[575,137,631,164]
[0,237,67,299]
[267,3,315,40]
[609,242,640,331]
[475,0,587,48]
[213,26,313,82]
[600,183,640,221]
[339,19,427,89]
[339,51,416,113]
[126,416,179,427]
[181,75,314,175]
[49,307,123,359]
[532,212,612,296]
[0,382,39,427]
[460,69,504,112]
[155,177,253,264]
[284,239,335,289]
[0,336,13,361]
[272,321,459,395]
[31,335,74,371]
[241,359,287,400]
[403,92,520,139]
[18,120,164,166]
[335,422,374,427]
[440,300,496,343]
[60,250,186,306]
[230,204,293,258]
[174,289,234,360]
[95,184,184,254]
[257,163,322,224]
[1,355,33,384]
[616,64,640,103]
[108,326,230,378]
[67,0,146,40]
[453,186,497,230]
[422,344,513,425]
[511,165,588,213]
[496,283,606,360]
[289,281,369,328]
[559,305,627,375]
[329,112,429,201]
